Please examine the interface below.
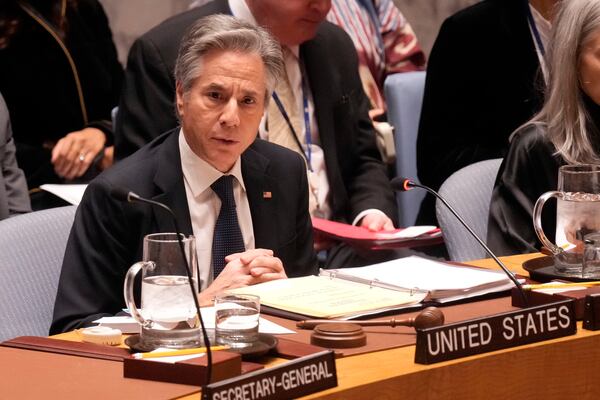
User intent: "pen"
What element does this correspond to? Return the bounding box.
[133,345,229,359]
[522,281,600,290]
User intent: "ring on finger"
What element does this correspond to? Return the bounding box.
[78,153,86,162]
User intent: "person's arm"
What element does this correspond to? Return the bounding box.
[343,45,398,225]
[1,122,30,216]
[49,0,124,179]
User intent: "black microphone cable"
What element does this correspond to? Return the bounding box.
[391,177,528,306]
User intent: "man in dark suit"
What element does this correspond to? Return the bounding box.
[51,15,316,333]
[114,0,398,268]
[416,0,552,225]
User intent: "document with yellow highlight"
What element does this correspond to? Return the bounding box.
[228,275,427,319]
[229,256,516,319]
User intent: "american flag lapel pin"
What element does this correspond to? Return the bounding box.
[262,191,272,199]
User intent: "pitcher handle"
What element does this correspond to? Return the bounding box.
[123,261,152,327]
[533,190,563,255]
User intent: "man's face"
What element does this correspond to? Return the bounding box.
[247,0,331,46]
[176,49,266,172]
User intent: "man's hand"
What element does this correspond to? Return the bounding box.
[359,212,395,231]
[198,249,286,306]
[51,127,107,180]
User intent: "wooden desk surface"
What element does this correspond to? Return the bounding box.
[10,253,599,399]
[179,253,600,400]
[216,253,600,399]
[298,253,600,399]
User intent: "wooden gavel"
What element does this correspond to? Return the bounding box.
[296,306,445,330]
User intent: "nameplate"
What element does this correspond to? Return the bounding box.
[202,350,337,400]
[415,300,577,364]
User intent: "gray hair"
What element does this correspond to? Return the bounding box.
[174,14,284,102]
[521,0,600,164]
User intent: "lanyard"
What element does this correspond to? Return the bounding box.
[525,1,545,57]
[271,78,313,171]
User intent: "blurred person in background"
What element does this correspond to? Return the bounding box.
[0,0,123,208]
[326,0,425,117]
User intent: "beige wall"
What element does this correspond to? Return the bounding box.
[99,0,480,66]
[99,0,191,65]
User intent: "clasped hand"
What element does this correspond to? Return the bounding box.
[199,248,286,306]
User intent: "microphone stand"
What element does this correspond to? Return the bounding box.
[392,178,528,306]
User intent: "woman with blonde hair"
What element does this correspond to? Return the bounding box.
[488,0,600,255]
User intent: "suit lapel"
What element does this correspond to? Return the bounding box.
[301,31,336,165]
[301,25,345,215]
[152,131,193,236]
[242,143,278,250]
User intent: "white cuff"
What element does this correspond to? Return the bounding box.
[351,209,388,226]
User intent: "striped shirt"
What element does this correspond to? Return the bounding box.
[327,0,426,110]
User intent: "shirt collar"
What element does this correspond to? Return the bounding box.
[178,130,245,198]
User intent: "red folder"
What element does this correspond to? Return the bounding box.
[312,217,443,249]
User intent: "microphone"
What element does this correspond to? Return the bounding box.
[391,177,528,305]
[110,187,213,385]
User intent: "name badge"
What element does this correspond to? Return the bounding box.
[203,350,337,400]
[415,299,577,364]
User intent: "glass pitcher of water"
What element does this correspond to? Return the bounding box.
[123,233,201,348]
[533,164,600,276]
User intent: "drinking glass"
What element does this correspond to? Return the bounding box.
[214,294,260,348]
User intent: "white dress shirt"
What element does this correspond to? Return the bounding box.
[179,131,255,290]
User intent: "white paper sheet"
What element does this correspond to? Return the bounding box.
[40,184,87,205]
[332,255,510,291]
[94,307,295,335]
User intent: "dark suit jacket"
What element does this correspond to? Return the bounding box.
[0,0,122,188]
[50,130,317,333]
[114,0,397,225]
[416,0,544,224]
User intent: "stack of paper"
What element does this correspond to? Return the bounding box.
[229,256,517,319]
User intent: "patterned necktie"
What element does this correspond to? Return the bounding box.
[211,175,245,278]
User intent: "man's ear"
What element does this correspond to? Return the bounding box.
[175,81,185,118]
